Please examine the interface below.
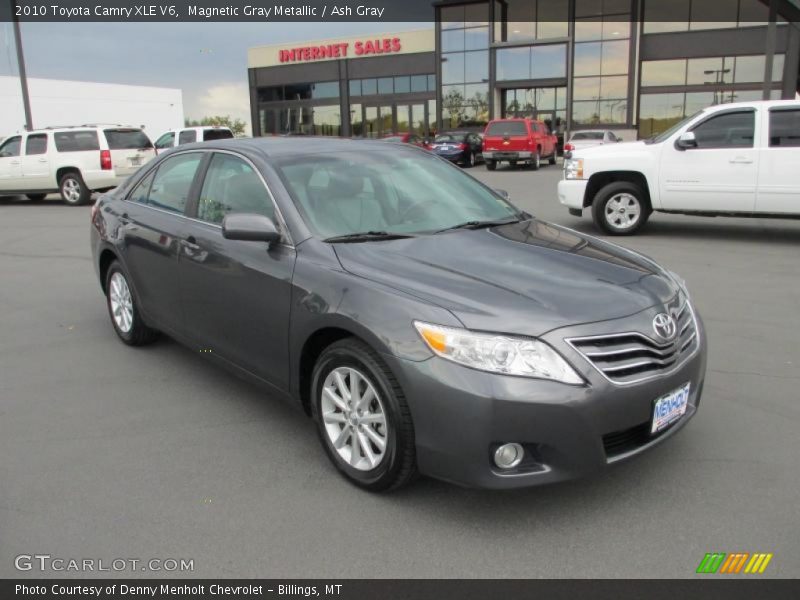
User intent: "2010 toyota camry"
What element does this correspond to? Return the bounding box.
[90,137,707,492]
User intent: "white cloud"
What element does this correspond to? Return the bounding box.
[184,81,252,135]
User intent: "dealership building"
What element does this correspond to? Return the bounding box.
[248,0,800,140]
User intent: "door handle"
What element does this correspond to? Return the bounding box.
[10,160,20,165]
[181,236,201,251]
[729,157,753,164]
[119,212,130,225]
[38,158,47,163]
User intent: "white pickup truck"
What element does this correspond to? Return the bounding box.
[558,100,800,235]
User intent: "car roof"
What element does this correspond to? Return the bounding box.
[163,136,429,159]
[170,126,233,133]
[25,124,141,134]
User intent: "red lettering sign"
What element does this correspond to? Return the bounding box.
[279,38,402,63]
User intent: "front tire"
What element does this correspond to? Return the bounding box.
[465,151,476,168]
[311,338,417,492]
[59,172,90,206]
[485,160,496,171]
[548,153,557,165]
[591,181,651,235]
[105,261,159,345]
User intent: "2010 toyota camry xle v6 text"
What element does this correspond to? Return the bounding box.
[90,138,707,492]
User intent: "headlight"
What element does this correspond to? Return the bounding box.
[564,157,584,179]
[414,321,583,385]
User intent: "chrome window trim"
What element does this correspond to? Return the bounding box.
[122,148,295,249]
[564,301,700,387]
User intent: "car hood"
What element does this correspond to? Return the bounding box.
[573,140,646,158]
[333,219,679,337]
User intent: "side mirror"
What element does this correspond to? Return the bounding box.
[675,131,697,150]
[494,188,509,199]
[222,213,281,245]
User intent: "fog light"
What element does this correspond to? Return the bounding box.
[494,443,524,469]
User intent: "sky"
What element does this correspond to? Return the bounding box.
[0,21,426,134]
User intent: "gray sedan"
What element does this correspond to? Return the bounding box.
[90,137,707,491]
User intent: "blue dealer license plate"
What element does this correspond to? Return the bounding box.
[651,382,690,434]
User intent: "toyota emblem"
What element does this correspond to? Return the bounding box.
[652,313,677,340]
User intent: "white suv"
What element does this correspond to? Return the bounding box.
[558,100,800,235]
[0,125,155,205]
[153,126,234,154]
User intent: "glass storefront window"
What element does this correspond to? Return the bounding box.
[642,54,785,88]
[531,44,567,78]
[495,0,568,42]
[573,77,601,101]
[464,1,489,26]
[465,27,490,50]
[411,103,426,136]
[411,74,428,92]
[378,77,394,94]
[364,106,379,138]
[464,50,490,82]
[428,74,437,90]
[312,81,340,99]
[687,57,730,85]
[641,60,688,87]
[643,0,690,32]
[440,5,465,29]
[442,29,465,53]
[772,55,785,81]
[601,40,629,75]
[574,42,602,77]
[350,104,363,137]
[428,99,437,135]
[349,80,361,97]
[497,46,530,81]
[572,99,627,125]
[643,0,773,33]
[362,78,377,95]
[734,55,766,83]
[442,52,466,84]
[689,0,738,30]
[394,76,411,94]
[575,0,631,18]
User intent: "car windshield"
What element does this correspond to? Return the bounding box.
[104,129,153,149]
[274,150,521,240]
[434,134,466,143]
[645,110,705,144]
[571,132,604,140]
[485,122,527,136]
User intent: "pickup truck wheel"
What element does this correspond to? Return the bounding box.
[59,172,90,206]
[485,160,496,171]
[530,151,540,171]
[592,182,650,235]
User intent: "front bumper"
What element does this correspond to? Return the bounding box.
[557,178,588,210]
[383,310,707,489]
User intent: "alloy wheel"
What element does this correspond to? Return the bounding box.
[320,367,388,471]
[604,193,642,230]
[108,272,134,333]
[62,178,82,203]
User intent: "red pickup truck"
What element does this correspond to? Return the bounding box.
[482,118,558,171]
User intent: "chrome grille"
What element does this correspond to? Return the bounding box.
[566,300,698,385]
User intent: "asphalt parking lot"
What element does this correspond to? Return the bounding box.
[1,165,799,579]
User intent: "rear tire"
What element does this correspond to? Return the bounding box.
[591,181,651,236]
[530,150,541,171]
[105,261,159,346]
[548,154,557,165]
[26,193,46,202]
[485,160,496,171]
[311,338,417,492]
[466,151,476,168]
[59,172,90,206]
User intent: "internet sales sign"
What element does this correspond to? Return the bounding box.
[279,38,402,63]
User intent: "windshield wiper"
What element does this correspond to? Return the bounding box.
[435,217,523,234]
[323,231,415,243]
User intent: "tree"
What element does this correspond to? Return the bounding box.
[442,88,465,128]
[184,115,246,136]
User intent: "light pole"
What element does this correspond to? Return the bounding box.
[10,0,33,130]
[703,68,731,105]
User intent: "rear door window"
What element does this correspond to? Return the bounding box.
[25,134,48,155]
[202,129,234,142]
[146,153,203,214]
[104,129,153,150]
[768,109,800,147]
[54,131,100,152]
[485,122,528,136]
[178,130,197,145]
[155,133,175,149]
